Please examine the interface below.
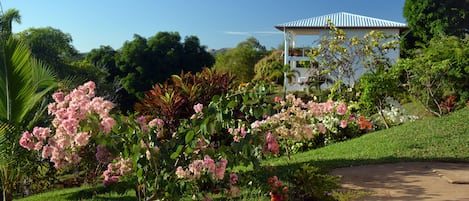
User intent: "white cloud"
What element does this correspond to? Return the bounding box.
[253,31,282,35]
[224,31,250,36]
[223,31,282,36]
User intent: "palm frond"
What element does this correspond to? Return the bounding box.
[0,37,57,125]
[0,122,16,163]
[0,38,35,123]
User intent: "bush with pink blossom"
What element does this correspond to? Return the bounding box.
[252,94,371,156]
[20,81,115,169]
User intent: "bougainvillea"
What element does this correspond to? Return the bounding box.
[20,81,115,169]
[176,155,228,181]
[252,94,372,155]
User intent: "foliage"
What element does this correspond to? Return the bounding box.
[379,97,419,127]
[253,50,286,85]
[332,190,373,201]
[394,35,469,116]
[18,106,469,200]
[21,79,278,200]
[402,0,469,52]
[267,107,469,169]
[213,37,268,83]
[85,45,120,82]
[309,22,356,88]
[0,37,57,201]
[308,21,400,100]
[16,27,79,79]
[308,23,402,127]
[267,176,288,201]
[291,164,339,201]
[0,8,21,38]
[116,32,214,101]
[134,68,235,133]
[252,94,372,157]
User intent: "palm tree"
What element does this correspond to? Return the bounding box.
[0,8,21,38]
[0,37,57,201]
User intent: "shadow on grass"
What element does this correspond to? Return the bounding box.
[64,185,136,201]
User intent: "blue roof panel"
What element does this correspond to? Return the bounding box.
[275,12,407,29]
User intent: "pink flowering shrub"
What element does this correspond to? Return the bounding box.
[175,154,241,199]
[227,124,247,142]
[176,155,228,180]
[252,94,368,155]
[20,81,115,169]
[103,157,132,186]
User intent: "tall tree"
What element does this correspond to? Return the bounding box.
[115,32,214,109]
[181,36,214,72]
[253,50,285,85]
[0,8,21,38]
[402,0,469,53]
[16,27,78,78]
[213,37,267,83]
[85,45,120,81]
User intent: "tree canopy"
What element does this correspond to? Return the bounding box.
[16,27,79,78]
[115,32,214,101]
[213,37,267,83]
[0,8,21,38]
[402,0,469,53]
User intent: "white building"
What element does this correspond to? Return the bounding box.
[275,12,407,92]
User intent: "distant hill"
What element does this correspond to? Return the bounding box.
[208,48,232,56]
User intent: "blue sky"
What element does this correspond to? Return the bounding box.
[3,0,406,52]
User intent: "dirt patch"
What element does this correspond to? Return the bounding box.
[330,162,469,201]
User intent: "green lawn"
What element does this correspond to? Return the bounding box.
[17,108,469,201]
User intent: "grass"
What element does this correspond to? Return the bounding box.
[17,107,469,200]
[16,185,136,201]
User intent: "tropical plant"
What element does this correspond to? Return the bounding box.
[402,0,469,53]
[394,35,469,116]
[134,68,234,133]
[116,32,214,102]
[308,22,399,101]
[253,50,285,85]
[0,8,21,38]
[213,37,268,83]
[0,37,57,201]
[251,94,371,157]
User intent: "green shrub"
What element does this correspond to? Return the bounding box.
[291,164,340,201]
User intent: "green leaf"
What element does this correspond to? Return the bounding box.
[170,145,184,159]
[185,130,195,144]
[185,147,193,154]
[0,38,57,124]
[227,100,237,109]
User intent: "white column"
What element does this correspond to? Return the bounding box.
[283,28,289,65]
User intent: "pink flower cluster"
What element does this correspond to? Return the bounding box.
[176,155,228,180]
[19,127,51,151]
[103,157,132,186]
[253,94,350,142]
[136,116,165,138]
[20,81,115,169]
[227,124,247,142]
[190,103,204,119]
[263,132,279,155]
[148,117,165,138]
[229,173,238,185]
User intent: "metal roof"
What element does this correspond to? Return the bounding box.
[275,12,407,30]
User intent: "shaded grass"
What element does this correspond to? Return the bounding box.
[16,185,136,201]
[18,108,469,200]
